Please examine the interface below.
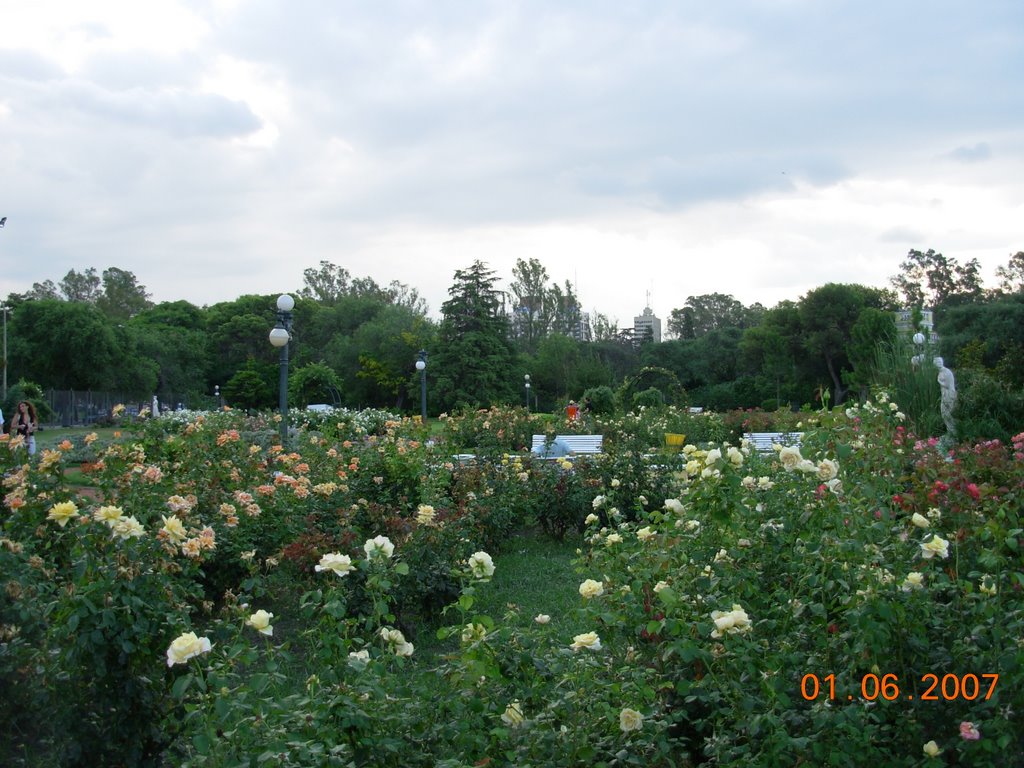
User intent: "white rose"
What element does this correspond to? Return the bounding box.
[467,551,495,579]
[710,604,752,638]
[920,535,950,560]
[166,631,212,667]
[363,535,395,559]
[315,552,355,577]
[619,708,644,733]
[816,459,839,482]
[246,609,274,636]
[778,446,803,471]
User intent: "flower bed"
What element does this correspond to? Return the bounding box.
[1,401,1021,766]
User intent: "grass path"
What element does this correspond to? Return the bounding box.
[412,528,584,661]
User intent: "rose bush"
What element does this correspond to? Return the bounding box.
[1,398,1021,766]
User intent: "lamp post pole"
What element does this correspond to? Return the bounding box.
[214,385,221,410]
[524,374,531,413]
[0,305,10,401]
[268,294,295,446]
[415,350,427,423]
[911,332,926,370]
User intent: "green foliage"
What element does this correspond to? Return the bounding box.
[632,387,665,409]
[582,385,616,415]
[289,361,341,408]
[3,373,1023,765]
[432,261,517,411]
[223,358,273,410]
[953,369,1024,444]
[3,378,54,423]
[8,299,122,390]
[868,340,944,439]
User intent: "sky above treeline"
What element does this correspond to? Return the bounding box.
[1,1,1022,325]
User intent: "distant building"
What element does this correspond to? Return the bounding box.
[895,307,939,344]
[573,311,593,342]
[633,306,662,344]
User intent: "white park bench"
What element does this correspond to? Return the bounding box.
[531,434,604,458]
[743,432,804,453]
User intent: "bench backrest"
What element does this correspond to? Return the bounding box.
[531,434,604,454]
[744,432,804,452]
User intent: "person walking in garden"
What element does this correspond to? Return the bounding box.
[10,400,38,455]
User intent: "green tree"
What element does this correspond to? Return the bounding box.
[508,258,582,351]
[799,284,891,404]
[299,261,353,304]
[96,267,153,320]
[432,261,516,411]
[27,280,59,300]
[890,248,983,312]
[509,257,551,351]
[7,300,120,389]
[59,268,101,303]
[129,301,212,402]
[995,251,1024,295]
[844,307,898,396]
[223,358,273,411]
[533,334,581,405]
[290,362,342,407]
[667,293,755,339]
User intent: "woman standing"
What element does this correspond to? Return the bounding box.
[11,400,38,455]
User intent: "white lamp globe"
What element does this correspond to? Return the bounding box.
[269,327,290,347]
[913,332,925,346]
[277,294,295,312]
[416,359,426,371]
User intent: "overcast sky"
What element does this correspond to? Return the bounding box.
[2,0,1022,325]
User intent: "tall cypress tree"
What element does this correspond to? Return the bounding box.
[432,261,516,411]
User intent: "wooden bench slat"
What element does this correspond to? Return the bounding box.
[743,432,804,452]
[531,434,603,455]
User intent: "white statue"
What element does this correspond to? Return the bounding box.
[933,357,956,436]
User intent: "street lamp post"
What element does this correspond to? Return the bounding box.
[524,374,531,412]
[911,332,926,369]
[268,294,295,446]
[214,385,221,410]
[415,350,427,423]
[0,304,10,401]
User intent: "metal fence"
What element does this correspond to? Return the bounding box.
[42,390,191,426]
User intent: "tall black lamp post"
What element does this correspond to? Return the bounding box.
[415,350,427,423]
[1,304,10,401]
[268,294,294,445]
[524,374,531,412]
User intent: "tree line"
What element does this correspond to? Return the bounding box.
[4,249,1023,419]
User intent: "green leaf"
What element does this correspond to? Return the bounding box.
[172,672,193,699]
[192,732,210,755]
[393,562,410,575]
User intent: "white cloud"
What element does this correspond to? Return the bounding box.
[1,0,1022,325]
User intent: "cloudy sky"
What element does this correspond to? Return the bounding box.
[2,0,1022,325]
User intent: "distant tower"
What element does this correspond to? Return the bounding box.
[633,298,661,344]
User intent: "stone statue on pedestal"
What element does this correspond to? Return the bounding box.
[933,357,957,437]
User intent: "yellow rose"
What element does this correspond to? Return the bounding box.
[570,631,602,651]
[501,700,525,727]
[47,501,79,528]
[578,579,604,599]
